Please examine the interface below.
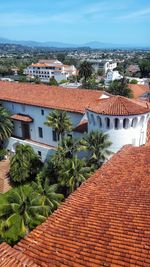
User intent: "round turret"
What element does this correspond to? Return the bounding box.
[86,96,150,153]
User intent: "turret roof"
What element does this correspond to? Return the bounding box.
[87,95,150,116]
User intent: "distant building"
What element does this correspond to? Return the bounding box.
[104,61,117,73]
[24,59,77,83]
[105,70,122,85]
[87,60,117,74]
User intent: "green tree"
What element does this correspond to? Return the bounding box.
[32,179,64,210]
[0,106,13,142]
[58,156,92,195]
[45,110,72,141]
[80,131,112,168]
[107,79,133,98]
[0,185,49,244]
[139,59,150,78]
[79,61,93,82]
[10,144,43,183]
[49,77,58,86]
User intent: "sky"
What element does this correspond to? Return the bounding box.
[0,0,150,46]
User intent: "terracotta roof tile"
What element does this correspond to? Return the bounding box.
[11,114,33,122]
[128,84,150,99]
[13,145,150,267]
[0,81,101,114]
[0,243,38,267]
[87,95,150,116]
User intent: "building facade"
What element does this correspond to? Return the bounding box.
[0,81,149,161]
[24,60,77,83]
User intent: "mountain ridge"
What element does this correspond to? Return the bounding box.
[0,37,149,49]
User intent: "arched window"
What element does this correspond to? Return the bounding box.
[139,116,145,127]
[114,118,120,130]
[123,118,129,129]
[105,117,110,128]
[87,112,91,123]
[131,117,138,128]
[91,114,95,126]
[97,116,102,128]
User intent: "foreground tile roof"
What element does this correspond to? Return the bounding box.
[7,145,150,267]
[0,243,38,267]
[128,84,149,99]
[87,95,150,116]
[0,81,101,114]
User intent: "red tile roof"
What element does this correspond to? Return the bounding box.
[0,81,101,114]
[128,84,150,99]
[87,95,150,116]
[73,119,88,133]
[10,145,150,267]
[11,114,33,122]
[0,243,38,267]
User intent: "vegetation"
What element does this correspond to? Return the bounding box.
[79,61,93,82]
[0,184,62,244]
[0,106,13,142]
[138,59,150,78]
[49,77,58,86]
[10,144,43,184]
[45,109,72,140]
[80,131,112,168]
[107,79,133,98]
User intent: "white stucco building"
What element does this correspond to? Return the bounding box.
[105,70,123,85]
[0,81,149,161]
[104,62,117,74]
[24,59,77,83]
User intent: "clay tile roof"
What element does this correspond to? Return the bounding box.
[87,95,150,116]
[0,243,38,267]
[0,81,101,114]
[128,84,150,99]
[13,145,150,267]
[11,114,33,123]
[73,119,88,133]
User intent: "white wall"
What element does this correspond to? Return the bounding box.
[87,110,150,153]
[2,101,83,148]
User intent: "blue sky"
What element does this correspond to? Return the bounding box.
[0,0,150,45]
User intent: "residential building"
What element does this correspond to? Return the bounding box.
[105,70,122,85]
[0,81,149,160]
[24,59,77,83]
[1,144,150,266]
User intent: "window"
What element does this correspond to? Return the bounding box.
[123,118,129,129]
[97,116,102,128]
[38,127,43,138]
[105,117,110,128]
[114,118,119,130]
[38,151,41,157]
[131,117,138,128]
[52,130,59,142]
[91,114,95,126]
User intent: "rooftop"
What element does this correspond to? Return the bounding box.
[0,81,101,114]
[1,145,148,266]
[128,84,150,99]
[87,95,150,116]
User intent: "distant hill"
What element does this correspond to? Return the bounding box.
[0,37,149,49]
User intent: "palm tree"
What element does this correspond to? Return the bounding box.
[0,106,13,142]
[45,109,72,141]
[32,178,64,210]
[10,144,43,183]
[58,156,92,195]
[80,131,112,168]
[79,61,93,83]
[0,185,49,244]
